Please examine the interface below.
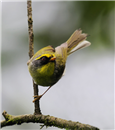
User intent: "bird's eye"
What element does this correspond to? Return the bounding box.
[41,56,46,61]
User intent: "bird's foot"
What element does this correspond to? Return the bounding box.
[33,95,42,102]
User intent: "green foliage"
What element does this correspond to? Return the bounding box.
[34,1,114,50]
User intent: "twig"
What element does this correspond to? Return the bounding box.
[1,111,99,130]
[27,0,41,115]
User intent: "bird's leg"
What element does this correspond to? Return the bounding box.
[33,86,52,102]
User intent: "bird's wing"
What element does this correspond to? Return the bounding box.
[55,42,68,63]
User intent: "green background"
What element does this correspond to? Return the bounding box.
[1,1,114,130]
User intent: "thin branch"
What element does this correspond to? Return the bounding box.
[1,111,99,130]
[27,0,41,115]
[27,0,34,58]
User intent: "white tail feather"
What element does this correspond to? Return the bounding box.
[68,40,91,55]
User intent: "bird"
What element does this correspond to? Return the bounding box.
[27,29,91,102]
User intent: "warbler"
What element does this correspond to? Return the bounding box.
[27,29,91,102]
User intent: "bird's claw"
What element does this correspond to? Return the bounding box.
[33,95,42,102]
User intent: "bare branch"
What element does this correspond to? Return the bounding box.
[27,0,41,115]
[1,111,99,130]
[27,0,34,58]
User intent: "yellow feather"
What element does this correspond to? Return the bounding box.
[35,54,55,60]
[36,60,55,77]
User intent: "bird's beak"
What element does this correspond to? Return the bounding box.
[50,57,56,61]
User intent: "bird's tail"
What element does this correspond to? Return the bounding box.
[66,29,91,55]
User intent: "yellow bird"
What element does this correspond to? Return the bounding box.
[27,29,91,102]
